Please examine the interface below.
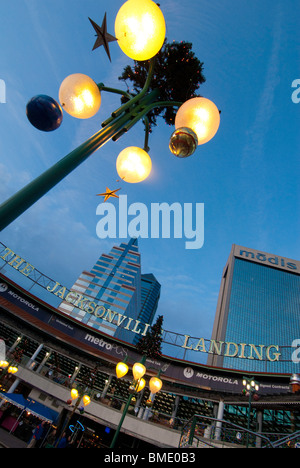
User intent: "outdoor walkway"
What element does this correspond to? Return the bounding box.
[0,428,27,448]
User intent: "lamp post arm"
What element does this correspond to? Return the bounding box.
[112,97,182,145]
[146,100,183,111]
[110,56,156,119]
[143,116,150,152]
[97,83,133,101]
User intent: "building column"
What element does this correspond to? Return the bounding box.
[135,388,145,417]
[8,335,22,354]
[101,374,112,398]
[171,395,180,422]
[26,343,44,370]
[36,351,52,374]
[256,410,263,448]
[143,392,155,420]
[6,378,20,394]
[70,364,81,386]
[214,399,224,440]
[6,343,43,394]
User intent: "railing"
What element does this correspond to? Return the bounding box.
[179,415,276,448]
[271,431,300,449]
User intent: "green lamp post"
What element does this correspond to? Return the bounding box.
[242,377,260,448]
[110,355,163,448]
[0,0,220,231]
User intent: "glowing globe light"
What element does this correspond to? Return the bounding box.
[132,362,146,381]
[136,378,146,393]
[71,388,79,400]
[175,97,220,145]
[59,74,101,119]
[116,361,129,379]
[115,0,166,61]
[8,366,18,374]
[116,146,152,183]
[149,376,163,394]
[82,394,91,406]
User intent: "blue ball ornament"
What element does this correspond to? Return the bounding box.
[26,94,63,131]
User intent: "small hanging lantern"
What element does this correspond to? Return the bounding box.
[169,127,198,158]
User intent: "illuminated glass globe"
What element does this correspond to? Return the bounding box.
[82,394,91,406]
[71,388,79,399]
[136,378,146,392]
[149,376,163,394]
[175,97,220,145]
[116,361,129,378]
[116,146,152,183]
[132,362,146,380]
[115,0,166,61]
[59,74,101,119]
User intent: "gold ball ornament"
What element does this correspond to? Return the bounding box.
[169,127,198,158]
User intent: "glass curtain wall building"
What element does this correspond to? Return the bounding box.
[132,273,161,345]
[207,245,300,373]
[58,238,142,340]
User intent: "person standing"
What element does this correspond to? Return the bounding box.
[27,421,45,448]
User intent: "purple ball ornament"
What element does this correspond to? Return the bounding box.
[26,94,63,131]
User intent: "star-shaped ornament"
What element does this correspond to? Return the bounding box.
[89,14,117,62]
[97,187,121,202]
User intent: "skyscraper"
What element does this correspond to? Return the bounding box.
[58,238,160,344]
[131,273,161,345]
[207,245,300,373]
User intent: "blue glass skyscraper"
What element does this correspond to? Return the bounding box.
[207,245,300,373]
[58,238,160,344]
[131,273,161,345]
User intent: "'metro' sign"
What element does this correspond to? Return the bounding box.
[235,245,299,272]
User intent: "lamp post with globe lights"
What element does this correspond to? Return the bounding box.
[0,0,220,231]
[110,355,163,448]
[55,377,93,448]
[242,377,259,447]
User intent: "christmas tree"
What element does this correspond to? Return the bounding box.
[136,315,164,359]
[118,40,206,129]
